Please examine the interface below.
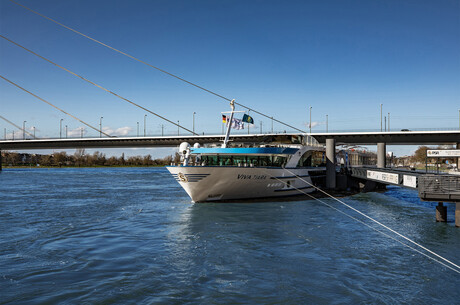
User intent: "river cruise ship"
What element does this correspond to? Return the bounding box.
[167,143,325,202]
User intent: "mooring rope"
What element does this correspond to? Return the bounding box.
[267,168,460,274]
[0,34,197,136]
[0,75,112,138]
[9,0,306,134]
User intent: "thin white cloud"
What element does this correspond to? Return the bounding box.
[303,121,322,129]
[102,126,133,136]
[67,127,87,137]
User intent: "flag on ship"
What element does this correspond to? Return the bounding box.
[242,114,254,124]
[222,115,227,123]
[231,118,244,130]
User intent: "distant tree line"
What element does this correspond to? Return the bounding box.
[1,149,181,167]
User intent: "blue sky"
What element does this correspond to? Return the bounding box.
[1,0,459,157]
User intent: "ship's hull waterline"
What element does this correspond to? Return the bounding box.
[167,166,318,202]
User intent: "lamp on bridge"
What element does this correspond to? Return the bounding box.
[23,120,26,140]
[193,112,196,134]
[100,117,103,138]
[60,119,63,139]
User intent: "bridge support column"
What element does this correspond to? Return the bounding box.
[456,203,460,227]
[436,202,447,222]
[326,138,336,189]
[377,143,386,168]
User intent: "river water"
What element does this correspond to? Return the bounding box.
[0,167,459,304]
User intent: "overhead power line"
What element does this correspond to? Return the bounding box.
[9,0,306,133]
[0,75,112,137]
[0,35,197,136]
[0,115,35,138]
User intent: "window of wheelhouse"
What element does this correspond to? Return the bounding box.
[200,154,288,167]
[297,151,325,167]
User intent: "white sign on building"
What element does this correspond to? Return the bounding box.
[427,150,460,158]
[403,175,417,188]
[367,170,399,184]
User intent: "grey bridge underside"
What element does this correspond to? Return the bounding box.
[310,130,460,145]
[0,130,459,150]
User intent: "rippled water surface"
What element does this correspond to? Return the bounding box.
[1,167,459,304]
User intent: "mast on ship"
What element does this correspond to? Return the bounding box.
[222,99,235,148]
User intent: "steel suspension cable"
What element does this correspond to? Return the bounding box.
[0,115,35,138]
[0,75,112,137]
[0,35,197,135]
[9,0,306,133]
[278,167,460,274]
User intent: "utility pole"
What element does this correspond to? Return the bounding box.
[144,114,147,137]
[193,112,196,134]
[309,106,312,133]
[23,120,26,140]
[100,116,103,138]
[380,104,383,132]
[60,119,63,139]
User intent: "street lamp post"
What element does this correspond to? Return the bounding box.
[177,121,180,136]
[309,107,312,133]
[81,127,83,138]
[388,112,390,131]
[60,119,63,139]
[193,112,196,134]
[137,122,139,137]
[271,117,273,133]
[100,117,103,138]
[144,114,147,137]
[65,125,68,139]
[161,124,164,136]
[23,120,26,140]
[380,104,383,132]
[4,128,6,140]
[33,126,36,139]
[326,115,328,133]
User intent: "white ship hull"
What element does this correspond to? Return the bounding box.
[166,166,318,202]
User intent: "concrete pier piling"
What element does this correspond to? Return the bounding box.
[326,138,336,189]
[377,143,386,168]
[436,202,447,222]
[456,203,460,227]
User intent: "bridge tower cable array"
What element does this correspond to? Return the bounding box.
[9,0,306,134]
[0,35,197,136]
[0,75,112,138]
